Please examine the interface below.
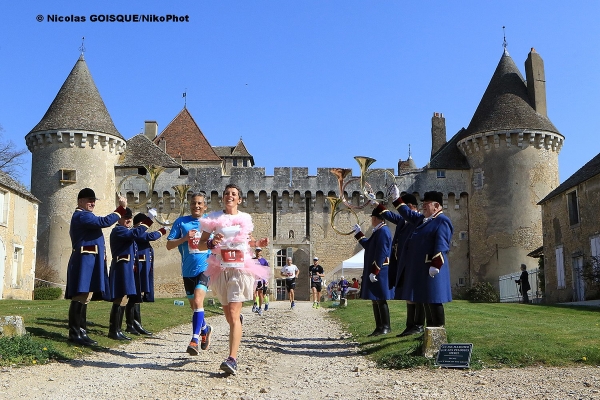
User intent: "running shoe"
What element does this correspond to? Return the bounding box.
[291,301,295,309]
[200,325,212,351]
[220,357,237,375]
[251,305,257,313]
[240,313,244,325]
[186,341,199,356]
[257,308,263,316]
[316,303,320,309]
[312,302,316,308]
[264,304,269,311]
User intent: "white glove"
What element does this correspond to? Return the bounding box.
[369,273,378,283]
[147,208,158,220]
[389,184,400,201]
[352,224,362,235]
[365,191,376,201]
[429,267,440,277]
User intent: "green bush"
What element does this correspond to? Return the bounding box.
[0,334,65,366]
[33,286,62,300]
[465,282,499,303]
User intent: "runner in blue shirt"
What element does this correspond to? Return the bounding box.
[167,193,212,356]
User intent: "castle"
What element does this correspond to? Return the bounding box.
[25,47,564,301]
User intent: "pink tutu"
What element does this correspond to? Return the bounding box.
[201,212,271,280]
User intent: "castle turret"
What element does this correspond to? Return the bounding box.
[456,48,564,284]
[25,54,126,283]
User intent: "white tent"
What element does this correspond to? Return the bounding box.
[329,249,364,279]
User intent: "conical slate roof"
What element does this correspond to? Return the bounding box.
[117,134,185,169]
[458,50,559,141]
[28,54,122,138]
[153,108,221,162]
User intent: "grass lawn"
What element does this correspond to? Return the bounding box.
[327,299,600,369]
[0,298,222,366]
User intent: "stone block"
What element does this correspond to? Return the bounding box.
[0,316,27,337]
[422,327,447,358]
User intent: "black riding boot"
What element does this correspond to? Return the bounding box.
[79,303,98,346]
[125,301,140,335]
[398,303,421,337]
[118,306,131,340]
[108,304,131,340]
[429,303,445,327]
[379,301,391,335]
[68,301,89,346]
[424,303,434,327]
[368,301,383,336]
[133,303,152,335]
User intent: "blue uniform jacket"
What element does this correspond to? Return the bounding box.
[109,219,152,300]
[134,228,166,302]
[397,205,454,304]
[65,206,126,300]
[356,224,393,301]
[374,204,416,295]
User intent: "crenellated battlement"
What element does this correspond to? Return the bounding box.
[25,130,127,154]
[457,129,564,155]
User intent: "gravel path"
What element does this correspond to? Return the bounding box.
[1,301,599,399]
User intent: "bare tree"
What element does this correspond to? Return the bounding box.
[0,124,27,179]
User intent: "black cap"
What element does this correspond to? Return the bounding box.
[124,208,133,218]
[77,188,97,200]
[401,193,418,206]
[423,191,443,206]
[133,213,146,225]
[371,208,383,218]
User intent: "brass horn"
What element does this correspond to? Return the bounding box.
[326,196,360,236]
[354,156,377,192]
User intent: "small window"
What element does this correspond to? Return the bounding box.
[459,231,468,240]
[437,170,446,178]
[60,169,77,183]
[243,159,248,167]
[457,277,465,287]
[232,159,238,167]
[137,167,147,175]
[567,191,579,225]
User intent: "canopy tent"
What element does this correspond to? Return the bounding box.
[328,249,364,279]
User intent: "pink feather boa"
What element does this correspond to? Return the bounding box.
[200,211,271,280]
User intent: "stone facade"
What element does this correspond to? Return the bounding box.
[539,153,600,303]
[0,172,40,300]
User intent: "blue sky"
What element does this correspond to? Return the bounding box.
[1,1,598,187]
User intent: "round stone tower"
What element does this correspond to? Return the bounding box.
[457,48,564,284]
[25,54,126,283]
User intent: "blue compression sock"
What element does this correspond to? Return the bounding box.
[192,308,205,343]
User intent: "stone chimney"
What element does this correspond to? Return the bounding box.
[525,48,547,117]
[431,112,446,157]
[144,121,158,141]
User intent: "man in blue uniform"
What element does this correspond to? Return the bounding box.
[108,207,155,340]
[166,193,212,356]
[372,192,426,337]
[396,191,453,327]
[65,188,127,346]
[352,208,393,336]
[125,213,168,336]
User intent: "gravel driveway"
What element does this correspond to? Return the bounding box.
[1,301,599,399]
